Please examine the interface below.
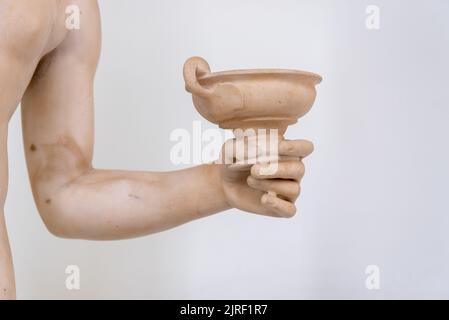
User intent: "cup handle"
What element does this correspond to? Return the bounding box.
[183,56,213,98]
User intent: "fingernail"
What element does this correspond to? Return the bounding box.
[261,194,270,205]
[251,164,260,176]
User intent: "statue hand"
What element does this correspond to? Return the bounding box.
[220,139,314,217]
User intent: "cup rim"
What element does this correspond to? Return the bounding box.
[198,68,322,85]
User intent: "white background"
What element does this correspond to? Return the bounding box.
[6,0,449,299]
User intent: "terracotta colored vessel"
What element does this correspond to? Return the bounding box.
[184,57,321,131]
[183,56,322,167]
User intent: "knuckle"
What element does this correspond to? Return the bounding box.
[246,175,258,187]
[280,140,297,155]
[286,143,296,154]
[256,163,278,177]
[250,164,261,177]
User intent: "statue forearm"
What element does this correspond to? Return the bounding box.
[33,164,230,240]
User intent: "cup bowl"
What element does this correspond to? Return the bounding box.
[184,57,322,131]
